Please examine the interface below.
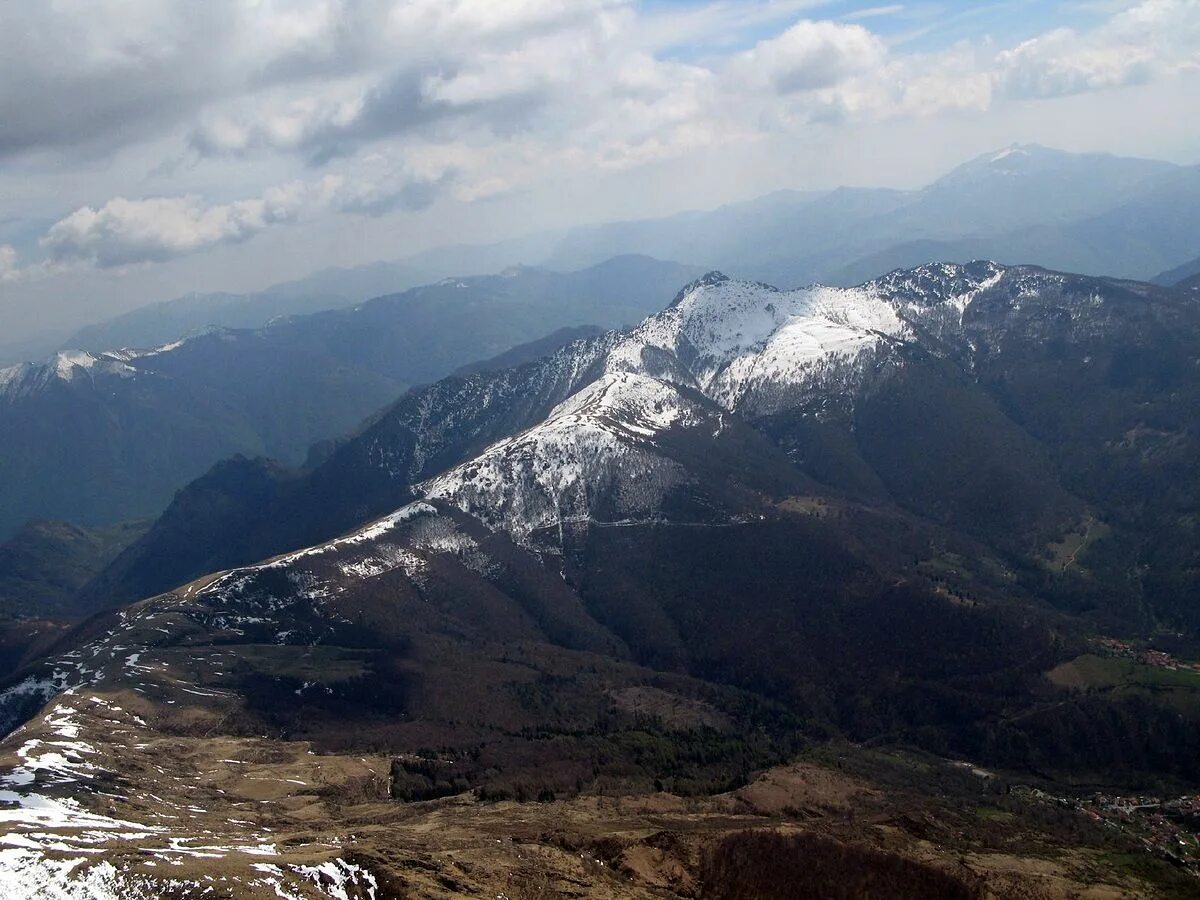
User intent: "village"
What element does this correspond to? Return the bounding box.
[1023,787,1200,875]
[1096,637,1200,674]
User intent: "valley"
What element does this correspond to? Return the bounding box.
[1,259,1200,895]
[4,1,1200,894]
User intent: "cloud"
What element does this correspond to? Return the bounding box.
[997,27,1157,98]
[0,2,245,159]
[7,0,1200,282]
[41,184,315,268]
[996,0,1200,99]
[3,0,1196,173]
[188,72,469,165]
[0,0,630,162]
[843,5,905,22]
[187,3,633,166]
[0,245,17,281]
[732,19,888,94]
[38,161,457,267]
[324,162,459,215]
[9,0,1193,176]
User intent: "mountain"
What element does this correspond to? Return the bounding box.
[60,260,423,354]
[385,145,1193,289]
[0,340,401,542]
[0,519,148,622]
[29,145,1195,368]
[1155,253,1200,286]
[761,152,1200,284]
[415,146,1198,291]
[3,260,1200,896]
[0,497,1172,897]
[0,256,703,539]
[914,144,1173,229]
[90,261,1200,634]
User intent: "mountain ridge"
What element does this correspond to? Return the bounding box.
[0,256,704,539]
[4,258,1200,896]
[83,258,1200,624]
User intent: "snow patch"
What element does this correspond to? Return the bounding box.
[423,372,698,542]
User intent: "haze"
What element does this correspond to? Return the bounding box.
[1,0,1198,348]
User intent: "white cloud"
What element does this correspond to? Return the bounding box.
[0,1,241,158]
[996,0,1200,99]
[732,19,887,94]
[3,0,1195,170]
[0,245,17,282]
[4,0,1199,282]
[42,184,315,268]
[38,158,460,267]
[843,5,905,21]
[66,0,1197,182]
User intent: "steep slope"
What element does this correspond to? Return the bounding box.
[0,473,1082,896]
[422,372,716,541]
[423,370,814,547]
[0,502,617,895]
[7,261,1200,896]
[90,261,1200,636]
[0,256,702,540]
[0,520,148,621]
[1154,252,1200,286]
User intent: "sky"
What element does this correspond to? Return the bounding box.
[1,0,1198,346]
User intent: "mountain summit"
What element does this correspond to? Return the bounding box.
[4,260,1200,896]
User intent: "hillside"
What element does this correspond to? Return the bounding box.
[0,256,703,539]
[1155,253,1200,286]
[0,519,148,621]
[3,262,1200,895]
[89,262,1200,631]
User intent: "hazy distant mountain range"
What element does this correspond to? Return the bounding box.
[3,143,1197,597]
[39,145,1200,365]
[519,144,1198,288]
[0,256,702,538]
[57,261,426,357]
[87,261,1200,637]
[1154,253,1200,286]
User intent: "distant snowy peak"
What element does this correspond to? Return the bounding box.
[0,349,140,401]
[931,143,1064,186]
[990,145,1032,164]
[0,333,214,402]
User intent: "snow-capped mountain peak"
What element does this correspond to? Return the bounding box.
[0,349,141,401]
[421,261,1022,544]
[607,272,919,412]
